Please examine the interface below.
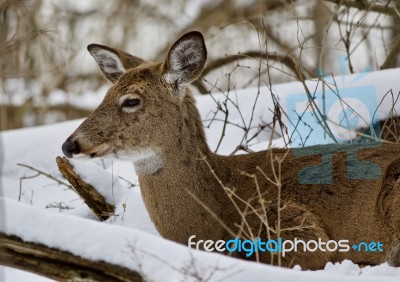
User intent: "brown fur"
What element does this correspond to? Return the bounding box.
[63,31,400,270]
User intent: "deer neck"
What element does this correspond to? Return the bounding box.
[137,93,212,176]
[137,94,227,242]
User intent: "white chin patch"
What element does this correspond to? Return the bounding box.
[71,153,91,160]
[118,148,163,175]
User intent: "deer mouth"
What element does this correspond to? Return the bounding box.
[62,138,112,159]
[83,143,112,158]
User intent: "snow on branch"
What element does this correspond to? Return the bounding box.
[0,232,143,281]
[56,156,115,221]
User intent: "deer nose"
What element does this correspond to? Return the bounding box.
[62,138,81,158]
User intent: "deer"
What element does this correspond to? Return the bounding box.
[62,31,400,270]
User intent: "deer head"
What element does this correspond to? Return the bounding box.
[62,31,207,175]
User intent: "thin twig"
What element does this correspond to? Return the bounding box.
[17,163,74,191]
[324,0,397,16]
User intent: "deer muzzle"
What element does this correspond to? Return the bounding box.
[62,138,81,158]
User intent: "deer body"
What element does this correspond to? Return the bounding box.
[62,31,400,270]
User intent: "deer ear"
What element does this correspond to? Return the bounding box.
[163,31,207,90]
[88,44,145,83]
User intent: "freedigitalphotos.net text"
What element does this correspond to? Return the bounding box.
[188,235,383,257]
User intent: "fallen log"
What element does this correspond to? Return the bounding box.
[0,232,143,282]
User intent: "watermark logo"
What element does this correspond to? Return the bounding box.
[352,241,383,252]
[188,235,383,258]
[285,55,381,184]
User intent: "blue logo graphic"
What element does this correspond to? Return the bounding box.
[285,55,381,184]
[352,241,384,252]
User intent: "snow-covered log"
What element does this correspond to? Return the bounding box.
[0,232,143,282]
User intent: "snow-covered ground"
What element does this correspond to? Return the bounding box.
[1,68,400,281]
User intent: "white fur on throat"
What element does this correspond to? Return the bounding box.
[118,148,163,175]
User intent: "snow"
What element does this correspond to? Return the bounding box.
[2,198,400,282]
[1,68,400,281]
[3,267,54,282]
[198,67,400,152]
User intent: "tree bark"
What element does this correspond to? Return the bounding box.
[56,156,115,221]
[0,232,143,282]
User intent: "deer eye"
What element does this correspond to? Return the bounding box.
[121,98,141,108]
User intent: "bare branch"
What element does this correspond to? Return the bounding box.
[17,162,73,190]
[324,0,397,15]
[56,156,115,221]
[381,36,400,69]
[194,51,312,93]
